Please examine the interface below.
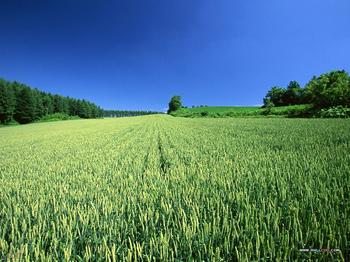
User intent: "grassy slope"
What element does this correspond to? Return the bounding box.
[172,106,261,117]
[181,106,260,113]
[0,115,349,260]
[172,105,313,117]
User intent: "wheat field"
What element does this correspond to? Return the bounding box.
[0,115,349,261]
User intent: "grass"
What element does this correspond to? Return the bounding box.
[35,113,81,123]
[172,106,261,117]
[171,105,314,118]
[0,120,20,127]
[268,104,313,115]
[180,106,261,113]
[0,115,349,261]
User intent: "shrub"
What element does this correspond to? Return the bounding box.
[265,104,313,117]
[261,100,274,115]
[6,119,20,126]
[37,113,80,122]
[286,105,315,118]
[320,106,350,118]
[0,119,19,127]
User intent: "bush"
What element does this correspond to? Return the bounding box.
[286,106,316,118]
[0,119,19,127]
[319,106,350,118]
[265,104,313,117]
[6,119,20,126]
[261,100,274,115]
[37,113,80,122]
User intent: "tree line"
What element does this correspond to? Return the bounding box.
[0,78,103,124]
[263,70,350,109]
[167,70,350,118]
[103,110,161,117]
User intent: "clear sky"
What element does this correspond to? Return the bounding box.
[1,0,349,111]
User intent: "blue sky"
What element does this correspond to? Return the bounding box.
[0,0,349,111]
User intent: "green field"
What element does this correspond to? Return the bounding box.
[170,105,314,118]
[172,106,261,117]
[0,115,349,261]
[179,106,261,113]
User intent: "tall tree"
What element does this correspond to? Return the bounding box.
[32,89,45,119]
[42,94,54,115]
[167,96,182,113]
[53,95,68,113]
[284,81,303,105]
[305,70,350,108]
[14,87,35,124]
[0,80,16,123]
[76,100,90,118]
[68,98,79,116]
[263,87,287,106]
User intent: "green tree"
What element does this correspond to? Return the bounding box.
[304,70,350,108]
[42,94,54,115]
[68,98,79,116]
[0,79,16,123]
[263,87,287,106]
[76,100,91,118]
[53,95,69,114]
[14,87,35,124]
[284,81,303,105]
[167,96,182,113]
[32,89,45,120]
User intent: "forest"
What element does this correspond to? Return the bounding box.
[0,79,161,125]
[0,78,103,124]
